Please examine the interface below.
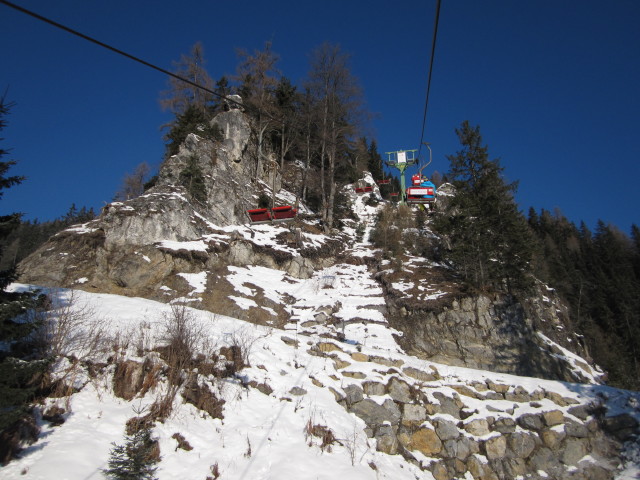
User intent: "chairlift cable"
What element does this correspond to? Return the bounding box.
[416,0,442,161]
[0,0,343,150]
[0,0,243,112]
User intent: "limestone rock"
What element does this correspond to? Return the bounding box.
[565,419,590,438]
[517,413,544,431]
[402,366,438,382]
[351,352,369,362]
[433,418,460,441]
[387,377,413,403]
[492,418,516,434]
[542,409,565,427]
[349,399,399,428]
[443,436,478,460]
[464,418,491,437]
[562,438,588,465]
[362,381,386,396]
[507,431,537,459]
[404,427,442,456]
[467,454,499,480]
[484,435,507,460]
[289,386,307,396]
[541,427,566,449]
[375,425,399,454]
[432,392,462,418]
[343,384,364,405]
[402,404,427,427]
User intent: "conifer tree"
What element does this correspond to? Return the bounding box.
[210,76,231,113]
[0,94,49,462]
[367,140,384,182]
[434,121,533,294]
[179,155,207,204]
[103,427,159,480]
[526,208,640,389]
[163,104,222,158]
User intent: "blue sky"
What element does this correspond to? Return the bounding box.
[1,0,639,233]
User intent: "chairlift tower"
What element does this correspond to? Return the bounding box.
[385,149,417,205]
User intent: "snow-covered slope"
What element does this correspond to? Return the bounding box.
[2,286,639,480]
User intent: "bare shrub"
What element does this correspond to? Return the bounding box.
[171,432,193,451]
[218,328,258,377]
[156,304,205,393]
[160,304,203,371]
[206,463,221,479]
[153,305,219,420]
[139,360,163,397]
[27,290,111,399]
[125,415,155,436]
[147,396,174,423]
[133,321,154,357]
[42,405,66,426]
[340,421,369,466]
[30,289,110,365]
[304,418,338,452]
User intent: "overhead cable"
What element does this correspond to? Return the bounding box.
[417,0,442,160]
[0,0,241,109]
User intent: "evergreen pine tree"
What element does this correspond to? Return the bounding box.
[163,104,222,158]
[179,155,207,204]
[211,76,231,113]
[367,140,384,182]
[0,94,49,463]
[434,121,533,294]
[527,208,640,389]
[103,427,159,480]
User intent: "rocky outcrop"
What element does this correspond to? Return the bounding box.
[382,265,599,383]
[18,107,333,310]
[157,109,264,227]
[310,339,630,480]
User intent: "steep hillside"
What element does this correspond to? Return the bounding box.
[11,108,640,478]
[2,284,638,480]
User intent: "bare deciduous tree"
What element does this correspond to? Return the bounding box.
[32,289,109,362]
[306,43,365,231]
[235,42,280,181]
[160,41,215,116]
[114,162,151,201]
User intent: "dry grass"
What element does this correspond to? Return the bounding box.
[304,411,339,453]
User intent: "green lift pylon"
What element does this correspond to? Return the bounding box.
[385,149,417,205]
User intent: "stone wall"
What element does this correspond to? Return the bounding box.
[311,341,634,480]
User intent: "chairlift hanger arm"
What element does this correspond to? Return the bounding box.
[418,142,432,177]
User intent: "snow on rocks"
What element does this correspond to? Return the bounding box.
[4,286,638,480]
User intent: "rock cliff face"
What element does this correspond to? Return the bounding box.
[157,109,262,227]
[19,108,330,310]
[383,268,597,383]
